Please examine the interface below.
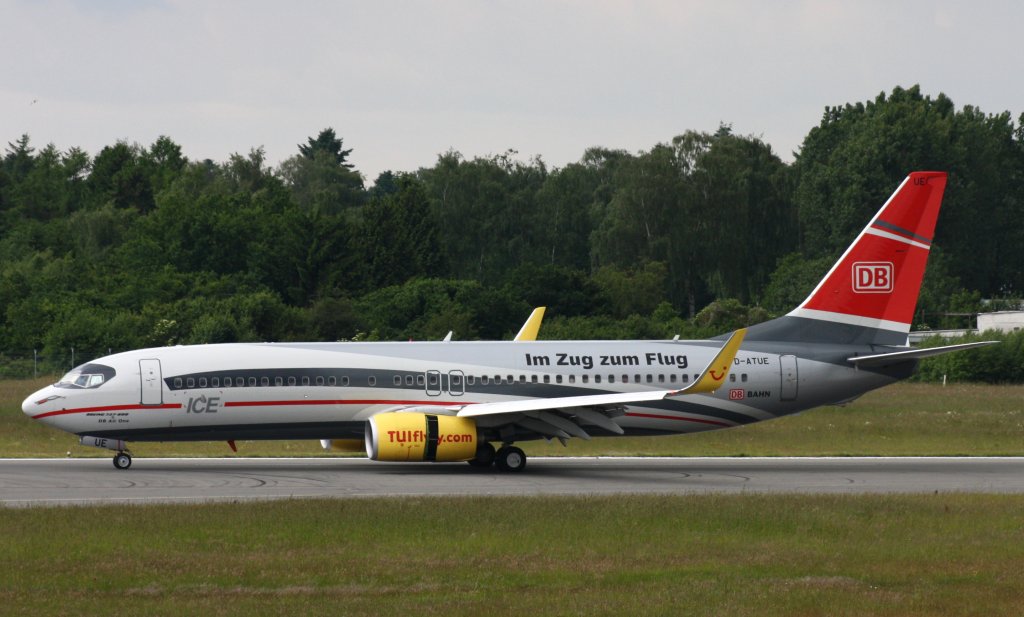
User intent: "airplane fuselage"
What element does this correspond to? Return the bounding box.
[24,338,906,444]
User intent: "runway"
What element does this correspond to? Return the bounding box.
[3,456,1024,507]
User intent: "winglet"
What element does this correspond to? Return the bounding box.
[514,307,546,341]
[670,328,746,395]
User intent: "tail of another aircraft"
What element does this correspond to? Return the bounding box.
[746,171,947,346]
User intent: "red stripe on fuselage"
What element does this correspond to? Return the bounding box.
[223,399,475,408]
[31,403,182,420]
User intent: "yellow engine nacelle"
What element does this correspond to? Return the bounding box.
[366,413,478,462]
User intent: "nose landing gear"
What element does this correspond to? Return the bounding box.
[112,451,132,470]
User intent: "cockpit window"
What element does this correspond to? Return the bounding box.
[55,363,117,389]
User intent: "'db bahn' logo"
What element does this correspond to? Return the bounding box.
[852,262,893,293]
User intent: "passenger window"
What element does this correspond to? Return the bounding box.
[302,376,310,386]
[741,374,748,383]
[543,375,550,384]
[555,375,562,384]
[494,375,501,384]
[622,374,628,383]
[288,376,296,386]
[519,375,526,384]
[569,375,575,384]
[531,375,538,383]
[428,374,438,386]
[275,377,283,387]
[316,376,324,386]
[174,378,183,388]
[341,376,350,386]
[481,376,489,385]
[393,375,401,386]
[187,378,195,388]
[467,376,475,385]
[452,375,462,386]
[328,376,336,386]
[682,374,689,383]
[249,377,257,387]
[595,375,602,384]
[416,375,424,386]
[261,377,269,387]
[236,377,244,387]
[507,375,513,383]
[669,375,676,383]
[582,375,589,384]
[405,375,414,386]
[368,376,376,387]
[729,374,736,382]
[658,375,665,383]
[608,375,615,383]
[212,377,220,388]
[646,375,653,384]
[199,378,207,388]
[634,374,641,383]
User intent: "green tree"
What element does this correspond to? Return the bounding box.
[281,129,364,214]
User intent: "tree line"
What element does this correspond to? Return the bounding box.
[2,85,1023,379]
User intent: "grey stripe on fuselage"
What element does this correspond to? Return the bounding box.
[741,315,911,348]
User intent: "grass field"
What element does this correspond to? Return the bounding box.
[6,380,1024,615]
[4,378,1024,458]
[2,494,1023,616]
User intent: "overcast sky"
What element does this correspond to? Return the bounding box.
[3,1,1021,183]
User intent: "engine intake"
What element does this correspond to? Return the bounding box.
[366,413,477,462]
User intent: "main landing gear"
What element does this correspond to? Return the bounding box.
[467,442,526,472]
[112,451,132,470]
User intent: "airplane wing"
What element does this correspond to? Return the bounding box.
[847,340,999,367]
[453,328,747,440]
[514,307,546,341]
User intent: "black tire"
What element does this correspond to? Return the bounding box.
[113,453,132,470]
[494,446,527,472]
[467,442,496,467]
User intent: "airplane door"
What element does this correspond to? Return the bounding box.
[140,359,163,405]
[780,355,798,401]
[425,370,442,397]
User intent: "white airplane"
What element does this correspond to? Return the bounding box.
[22,172,994,472]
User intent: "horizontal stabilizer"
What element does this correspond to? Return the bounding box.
[848,340,999,367]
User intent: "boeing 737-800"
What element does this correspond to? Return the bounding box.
[22,171,993,472]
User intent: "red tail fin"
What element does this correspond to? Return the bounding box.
[788,171,947,338]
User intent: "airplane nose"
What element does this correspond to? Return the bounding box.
[23,392,39,417]
[22,388,53,418]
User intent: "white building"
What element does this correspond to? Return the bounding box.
[977,311,1024,333]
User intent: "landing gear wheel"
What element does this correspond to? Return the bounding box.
[113,452,132,470]
[494,446,527,472]
[467,442,496,468]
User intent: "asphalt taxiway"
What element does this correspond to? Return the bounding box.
[2,457,1024,507]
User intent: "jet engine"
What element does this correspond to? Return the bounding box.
[366,413,477,462]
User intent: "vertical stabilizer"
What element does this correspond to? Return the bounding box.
[748,171,947,345]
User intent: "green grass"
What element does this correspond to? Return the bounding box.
[5,378,1024,458]
[2,494,1023,616]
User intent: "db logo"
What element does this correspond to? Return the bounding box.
[729,389,745,400]
[852,262,893,293]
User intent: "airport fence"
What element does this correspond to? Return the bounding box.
[0,348,121,380]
